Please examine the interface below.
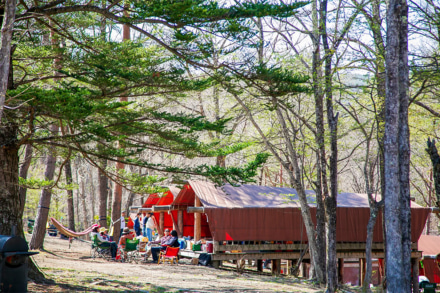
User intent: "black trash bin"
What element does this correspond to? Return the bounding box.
[0,235,38,292]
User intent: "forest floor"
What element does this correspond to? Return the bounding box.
[27,236,363,293]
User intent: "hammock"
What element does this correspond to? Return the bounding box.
[50,217,100,238]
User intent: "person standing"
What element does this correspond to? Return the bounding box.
[142,213,150,237]
[145,213,156,242]
[134,212,141,236]
[114,211,126,239]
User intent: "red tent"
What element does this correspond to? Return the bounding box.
[418,235,440,283]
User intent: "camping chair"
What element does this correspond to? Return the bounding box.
[158,247,180,264]
[119,238,140,263]
[91,235,112,260]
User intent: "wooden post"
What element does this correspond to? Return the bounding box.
[359,258,366,286]
[178,210,184,238]
[271,259,281,276]
[257,259,263,272]
[169,212,181,237]
[159,212,164,236]
[338,258,344,284]
[412,258,419,293]
[194,196,201,241]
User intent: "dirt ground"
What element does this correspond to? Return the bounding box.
[27,236,357,293]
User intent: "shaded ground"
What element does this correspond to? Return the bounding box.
[28,236,362,292]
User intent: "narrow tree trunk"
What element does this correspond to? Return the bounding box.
[74,162,81,229]
[98,159,108,227]
[29,125,58,249]
[64,159,75,231]
[363,203,380,293]
[107,180,112,222]
[426,139,440,207]
[112,15,130,242]
[19,144,33,216]
[320,0,338,289]
[126,192,135,215]
[0,0,16,122]
[89,167,96,220]
[79,176,89,232]
[311,0,327,281]
[111,181,123,241]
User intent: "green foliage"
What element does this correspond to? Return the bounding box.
[132,0,309,25]
[110,168,169,195]
[19,177,54,189]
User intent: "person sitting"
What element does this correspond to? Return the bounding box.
[118,227,135,260]
[118,227,134,249]
[99,227,110,241]
[90,226,118,259]
[150,230,179,263]
[144,228,171,260]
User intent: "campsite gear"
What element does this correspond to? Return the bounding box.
[158,247,180,264]
[420,282,436,293]
[50,217,99,238]
[198,253,211,266]
[27,219,34,234]
[90,235,112,260]
[47,224,57,236]
[120,238,141,263]
[192,243,202,251]
[0,235,38,292]
[206,241,214,253]
[178,239,186,249]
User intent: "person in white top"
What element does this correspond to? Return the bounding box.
[112,211,126,239]
[145,213,156,242]
[120,211,126,229]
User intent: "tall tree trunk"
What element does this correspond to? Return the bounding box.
[426,139,440,207]
[98,159,108,227]
[19,144,33,216]
[311,0,327,282]
[398,1,411,288]
[384,0,410,291]
[89,166,96,220]
[320,0,338,290]
[74,161,81,229]
[29,125,58,249]
[360,0,387,289]
[126,192,135,215]
[64,159,75,231]
[0,0,16,122]
[79,174,89,232]
[112,14,130,242]
[107,180,112,222]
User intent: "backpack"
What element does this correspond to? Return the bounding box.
[198,253,211,266]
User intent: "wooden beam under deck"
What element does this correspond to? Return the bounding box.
[209,251,422,261]
[213,242,417,253]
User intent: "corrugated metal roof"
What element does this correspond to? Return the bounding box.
[188,180,424,209]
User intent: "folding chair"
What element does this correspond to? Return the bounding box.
[120,238,140,263]
[91,235,112,260]
[158,247,180,264]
